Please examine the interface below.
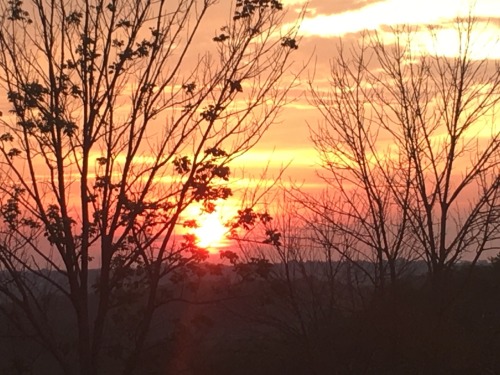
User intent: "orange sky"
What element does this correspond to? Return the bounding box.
[0,0,499,253]
[230,0,500,183]
[167,0,500,250]
[2,0,497,187]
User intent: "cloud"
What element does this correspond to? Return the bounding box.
[298,0,500,37]
[304,0,386,17]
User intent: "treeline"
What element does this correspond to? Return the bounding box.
[2,258,500,374]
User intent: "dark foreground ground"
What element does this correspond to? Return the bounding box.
[1,263,500,374]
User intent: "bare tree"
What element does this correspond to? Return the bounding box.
[307,17,500,287]
[304,38,417,290]
[218,194,362,375]
[0,0,301,373]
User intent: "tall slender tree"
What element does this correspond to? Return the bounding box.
[0,0,301,373]
[307,17,500,287]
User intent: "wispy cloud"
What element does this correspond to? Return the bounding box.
[299,0,500,37]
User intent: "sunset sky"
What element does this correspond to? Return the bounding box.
[228,0,500,186]
[182,0,500,249]
[0,0,498,253]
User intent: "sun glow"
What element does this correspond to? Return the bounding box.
[192,212,229,250]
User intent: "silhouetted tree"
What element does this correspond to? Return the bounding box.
[306,17,500,287]
[0,0,301,373]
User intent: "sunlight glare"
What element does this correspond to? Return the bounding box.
[193,212,228,250]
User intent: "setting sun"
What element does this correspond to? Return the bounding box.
[193,213,229,250]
